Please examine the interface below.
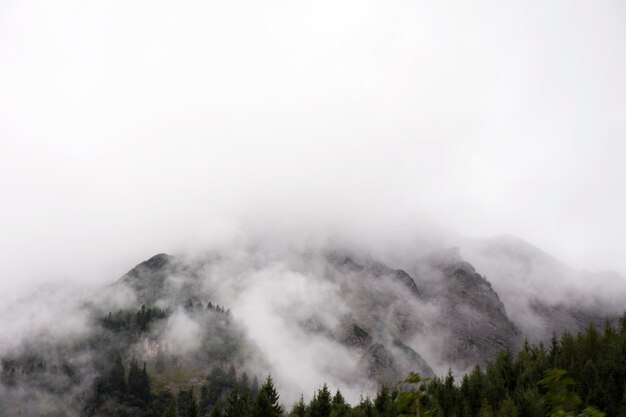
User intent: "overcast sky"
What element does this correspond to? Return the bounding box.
[1,0,625,297]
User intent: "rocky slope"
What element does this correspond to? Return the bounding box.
[1,236,622,413]
[114,244,536,383]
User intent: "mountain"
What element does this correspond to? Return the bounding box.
[113,240,621,381]
[1,236,624,415]
[462,234,622,341]
[115,246,519,379]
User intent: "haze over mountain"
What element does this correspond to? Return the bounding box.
[1,0,625,415]
[2,231,624,415]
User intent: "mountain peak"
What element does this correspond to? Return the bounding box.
[124,253,173,279]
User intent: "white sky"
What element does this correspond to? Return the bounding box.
[1,0,625,297]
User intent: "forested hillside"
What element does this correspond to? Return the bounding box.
[2,249,625,417]
[25,312,622,417]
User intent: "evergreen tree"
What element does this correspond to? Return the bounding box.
[374,386,394,417]
[290,395,306,417]
[224,391,252,417]
[239,372,251,395]
[254,375,283,417]
[353,396,374,417]
[498,396,519,417]
[187,391,200,417]
[477,400,493,417]
[127,358,141,398]
[200,384,211,416]
[331,389,350,417]
[153,389,176,417]
[179,389,194,417]
[309,384,332,417]
[109,352,127,395]
[163,398,177,417]
[210,405,223,417]
[140,363,151,403]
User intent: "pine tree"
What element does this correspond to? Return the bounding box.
[200,384,211,416]
[477,400,494,417]
[373,386,393,417]
[333,390,345,407]
[239,372,251,395]
[210,405,223,417]
[139,362,151,403]
[224,391,252,417]
[309,384,332,417]
[254,375,283,417]
[187,392,200,417]
[354,396,374,417]
[127,358,141,399]
[164,398,177,417]
[153,389,176,417]
[290,395,306,417]
[109,352,127,395]
[179,389,194,417]
[331,389,351,417]
[498,397,519,417]
[251,375,260,396]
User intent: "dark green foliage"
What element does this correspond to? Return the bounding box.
[421,319,626,417]
[110,352,128,395]
[309,384,332,417]
[332,389,351,417]
[223,391,253,417]
[204,365,247,406]
[187,391,200,417]
[290,395,307,417]
[163,399,177,417]
[239,372,251,395]
[178,388,195,417]
[374,386,394,417]
[206,302,228,314]
[127,359,142,399]
[46,312,626,417]
[210,405,223,417]
[352,396,374,417]
[153,389,176,417]
[101,305,168,333]
[395,372,436,417]
[200,384,211,416]
[254,375,284,417]
[84,351,155,417]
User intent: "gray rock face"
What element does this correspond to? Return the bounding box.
[436,260,520,367]
[530,301,612,340]
[465,234,622,343]
[117,250,436,384]
[113,242,612,383]
[119,253,174,301]
[119,253,202,306]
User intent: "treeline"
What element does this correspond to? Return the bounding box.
[416,314,626,417]
[101,305,169,332]
[100,301,230,333]
[85,352,154,417]
[85,314,626,417]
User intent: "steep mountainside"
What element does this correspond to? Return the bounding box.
[115,246,523,379]
[2,238,621,415]
[462,235,621,341]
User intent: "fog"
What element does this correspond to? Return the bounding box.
[1,3,626,411]
[1,0,625,303]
